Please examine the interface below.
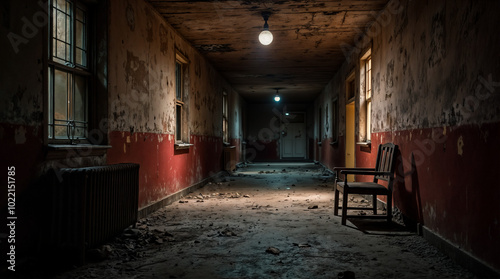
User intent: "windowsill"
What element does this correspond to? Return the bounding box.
[223,142,231,147]
[46,144,112,160]
[317,141,322,147]
[356,141,371,148]
[174,142,193,150]
[330,140,339,146]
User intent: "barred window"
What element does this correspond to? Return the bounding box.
[48,0,89,143]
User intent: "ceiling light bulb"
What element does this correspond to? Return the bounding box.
[274,94,280,102]
[259,13,273,46]
[259,30,273,45]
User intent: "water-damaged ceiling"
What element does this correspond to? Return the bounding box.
[147,0,389,103]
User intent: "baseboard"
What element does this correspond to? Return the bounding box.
[422,226,500,278]
[137,171,227,219]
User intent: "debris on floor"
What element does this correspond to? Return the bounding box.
[293,243,311,248]
[218,229,237,237]
[87,245,113,262]
[49,163,478,279]
[266,247,281,255]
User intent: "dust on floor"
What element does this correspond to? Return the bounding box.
[49,162,476,279]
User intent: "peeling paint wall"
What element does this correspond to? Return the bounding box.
[314,78,344,169]
[372,0,500,131]
[228,87,246,162]
[107,0,243,209]
[0,0,245,264]
[0,1,45,200]
[316,0,500,272]
[109,0,230,136]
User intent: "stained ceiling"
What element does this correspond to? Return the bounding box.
[147,0,389,103]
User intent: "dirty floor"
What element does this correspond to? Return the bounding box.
[47,162,476,279]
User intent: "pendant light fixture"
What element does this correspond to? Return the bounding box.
[259,12,273,46]
[274,88,281,102]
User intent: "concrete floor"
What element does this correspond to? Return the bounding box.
[50,162,476,279]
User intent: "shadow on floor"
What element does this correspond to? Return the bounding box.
[347,219,415,236]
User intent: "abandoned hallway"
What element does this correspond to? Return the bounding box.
[1,0,500,278]
[45,163,474,279]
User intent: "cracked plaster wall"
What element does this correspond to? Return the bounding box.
[0,1,44,132]
[109,0,238,137]
[108,0,244,208]
[316,0,500,273]
[372,0,500,131]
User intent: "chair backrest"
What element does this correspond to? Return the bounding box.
[373,143,398,182]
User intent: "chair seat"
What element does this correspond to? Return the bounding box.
[333,143,398,225]
[337,181,389,195]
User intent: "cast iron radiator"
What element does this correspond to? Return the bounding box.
[49,163,140,263]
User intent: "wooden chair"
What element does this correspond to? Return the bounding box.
[333,143,398,225]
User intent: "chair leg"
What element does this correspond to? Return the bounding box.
[341,190,348,225]
[387,193,392,223]
[372,195,377,215]
[334,187,339,216]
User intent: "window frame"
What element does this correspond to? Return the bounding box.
[359,49,372,143]
[346,72,356,104]
[47,0,91,144]
[174,51,190,147]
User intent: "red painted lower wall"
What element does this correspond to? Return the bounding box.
[230,138,241,163]
[107,131,224,209]
[320,121,500,271]
[319,137,345,170]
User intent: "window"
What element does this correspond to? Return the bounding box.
[331,97,339,144]
[360,50,372,142]
[48,0,89,143]
[175,52,189,145]
[222,91,229,144]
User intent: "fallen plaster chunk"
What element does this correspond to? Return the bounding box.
[266,247,280,255]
